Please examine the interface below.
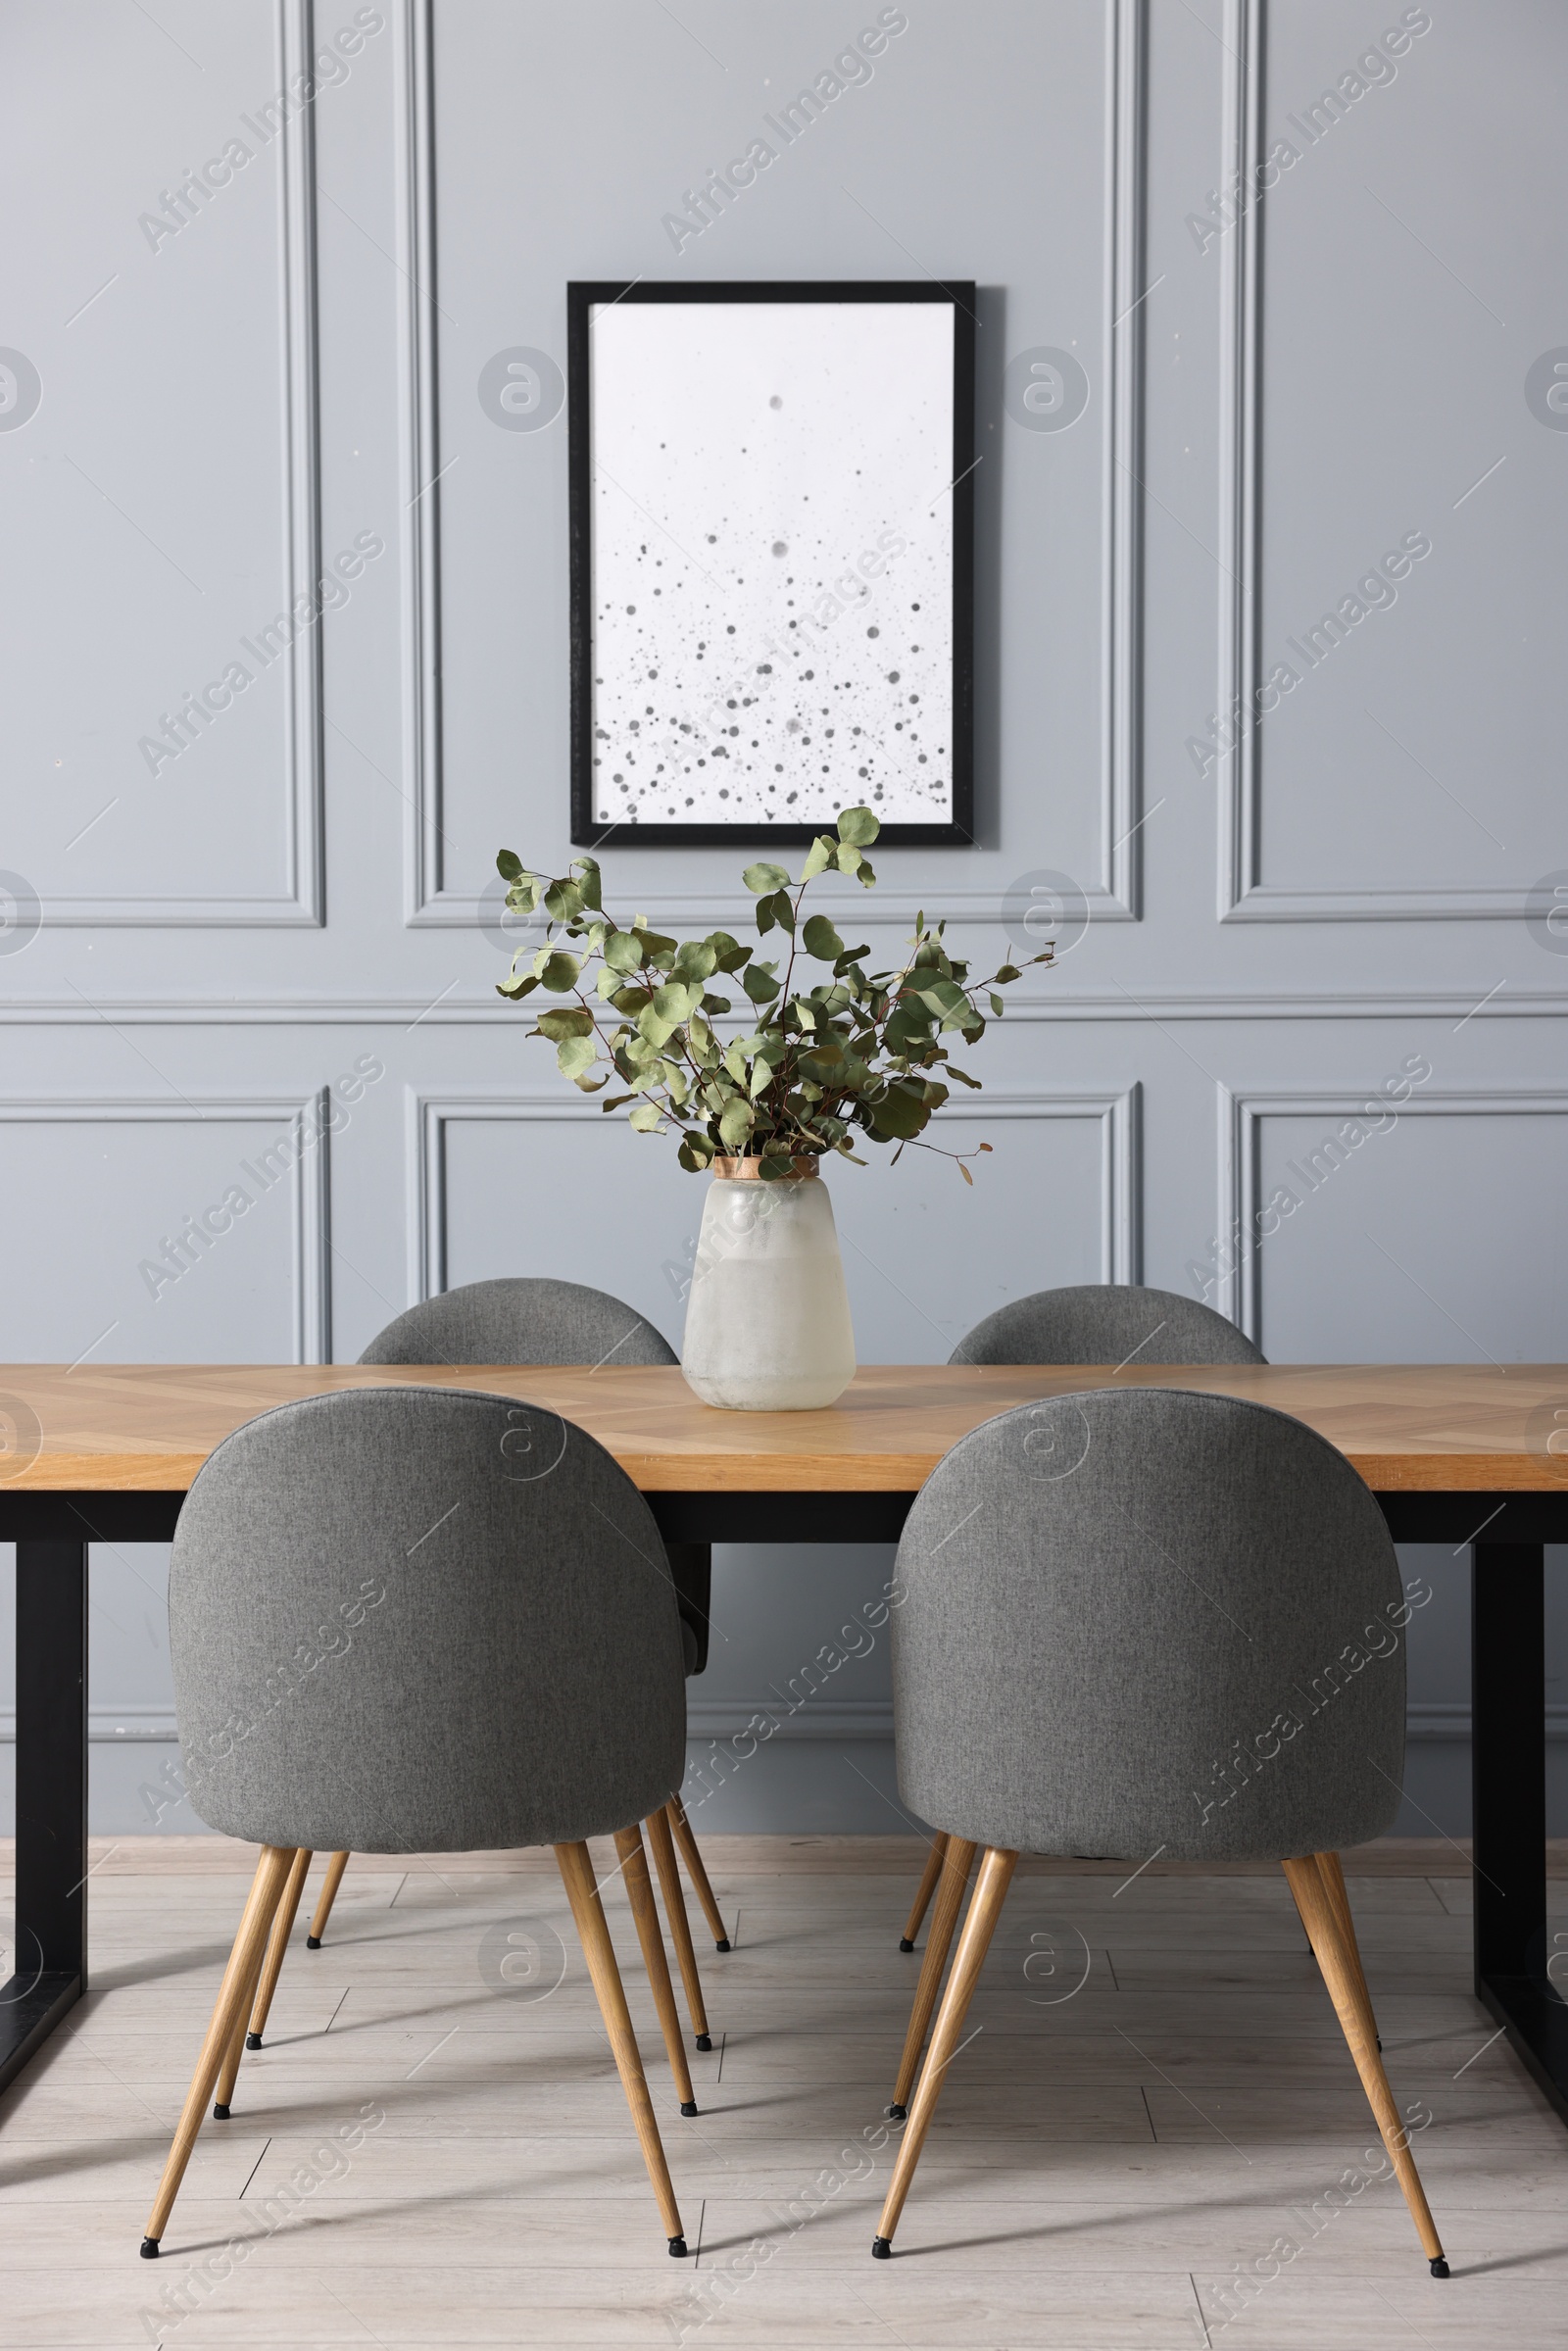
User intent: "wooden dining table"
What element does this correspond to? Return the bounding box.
[2,1359,1565,2124]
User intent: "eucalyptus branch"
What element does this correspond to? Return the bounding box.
[493,807,1053,1179]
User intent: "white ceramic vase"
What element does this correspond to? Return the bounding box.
[680,1156,857,1410]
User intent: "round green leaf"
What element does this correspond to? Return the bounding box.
[535,1005,594,1041]
[651,979,702,1024]
[673,939,717,984]
[636,1005,679,1051]
[867,1082,928,1140]
[603,929,646,975]
[706,931,752,974]
[836,806,880,847]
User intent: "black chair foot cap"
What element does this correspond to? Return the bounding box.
[886,2103,906,2123]
[139,2238,160,2260]
[695,2033,712,2052]
[306,1935,321,1949]
[714,1937,731,1952]
[668,2236,688,2258]
[212,2102,230,2120]
[1430,2257,1449,2278]
[898,1937,915,1953]
[680,2101,699,2118]
[871,2235,892,2260]
[245,2032,263,2050]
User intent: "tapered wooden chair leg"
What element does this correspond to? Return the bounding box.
[665,1795,729,1950]
[1316,1850,1379,2048]
[899,1833,950,1951]
[215,1850,296,2115]
[646,1805,711,2049]
[889,1837,977,2117]
[556,1840,688,2256]
[1283,1855,1447,2276]
[307,1849,350,1948]
[873,1845,1017,2258]
[140,1843,295,2257]
[613,1826,699,2115]
[213,1947,267,2117]
[246,1846,312,2047]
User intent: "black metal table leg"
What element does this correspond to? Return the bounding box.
[1471,1540,1568,2119]
[1,1541,88,2094]
[664,1542,712,1676]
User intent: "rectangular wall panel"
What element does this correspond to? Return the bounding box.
[1217,0,1568,918]
[404,0,1144,931]
[421,1089,1136,1363]
[1224,1089,1568,1361]
[1,0,321,923]
[0,1099,328,1364]
[0,1091,329,1836]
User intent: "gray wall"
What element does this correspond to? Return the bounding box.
[2,0,1563,1838]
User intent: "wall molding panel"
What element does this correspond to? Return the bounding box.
[1213,0,1540,925]
[269,0,327,931]
[11,1694,1557,1749]
[0,1705,178,1746]
[399,0,1148,933]
[1213,0,1263,926]
[1098,0,1148,925]
[7,990,1564,1025]
[1407,1704,1568,1744]
[396,0,444,930]
[676,1697,1568,1747]
[0,1095,331,1363]
[685,1699,895,1743]
[1216,1084,1568,1343]
[43,0,323,929]
[929,1087,1142,1286]
[411,1084,1140,1307]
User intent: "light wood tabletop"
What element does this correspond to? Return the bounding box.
[2,1361,1566,1493]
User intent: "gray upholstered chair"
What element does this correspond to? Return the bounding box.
[897,1283,1266,1953]
[948,1280,1266,1369]
[284,1280,727,2063]
[142,1388,698,2261]
[871,1389,1447,2278]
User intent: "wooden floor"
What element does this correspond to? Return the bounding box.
[3,1836,1567,2347]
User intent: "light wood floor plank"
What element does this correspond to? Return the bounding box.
[2,1844,1563,2350]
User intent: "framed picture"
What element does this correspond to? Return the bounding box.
[567,280,975,848]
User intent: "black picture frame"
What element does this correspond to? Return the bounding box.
[567,279,975,849]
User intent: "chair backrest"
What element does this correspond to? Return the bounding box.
[950,1282,1265,1367]
[359,1278,677,1370]
[360,1278,708,1673]
[892,1389,1403,1862]
[168,1389,685,1854]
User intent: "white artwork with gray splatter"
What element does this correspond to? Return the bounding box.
[587,300,954,827]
